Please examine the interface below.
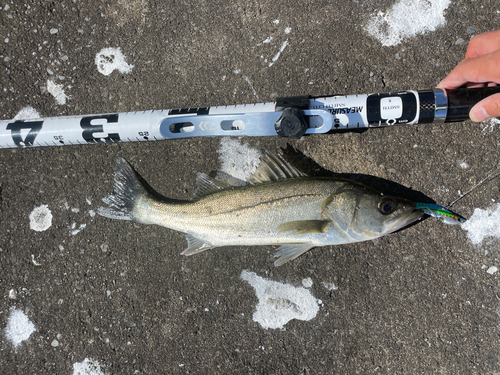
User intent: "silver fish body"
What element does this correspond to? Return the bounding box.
[98,151,423,266]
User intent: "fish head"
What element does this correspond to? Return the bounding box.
[351,193,424,239]
[323,186,424,241]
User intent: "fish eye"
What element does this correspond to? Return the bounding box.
[378,198,395,215]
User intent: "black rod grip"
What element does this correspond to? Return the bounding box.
[445,86,500,122]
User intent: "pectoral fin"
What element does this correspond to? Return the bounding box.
[277,220,330,235]
[274,244,315,266]
[181,234,213,256]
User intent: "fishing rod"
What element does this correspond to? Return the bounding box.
[1,86,498,149]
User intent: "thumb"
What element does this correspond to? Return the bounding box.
[469,92,500,122]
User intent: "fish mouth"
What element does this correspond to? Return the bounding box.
[385,208,424,234]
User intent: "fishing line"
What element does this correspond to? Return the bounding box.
[446,165,500,208]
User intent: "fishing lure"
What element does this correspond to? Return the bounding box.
[414,203,467,225]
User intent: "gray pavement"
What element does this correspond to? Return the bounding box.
[1,0,500,373]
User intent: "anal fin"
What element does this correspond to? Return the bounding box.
[181,234,213,256]
[274,244,315,267]
[277,220,330,235]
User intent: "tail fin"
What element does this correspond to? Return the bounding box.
[98,157,148,221]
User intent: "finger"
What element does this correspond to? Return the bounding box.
[469,92,500,122]
[465,82,487,88]
[465,29,500,58]
[437,49,500,89]
[465,82,497,88]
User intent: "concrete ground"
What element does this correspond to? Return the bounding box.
[1,0,499,373]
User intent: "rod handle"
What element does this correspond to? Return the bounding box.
[445,86,500,122]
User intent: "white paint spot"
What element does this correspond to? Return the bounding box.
[284,27,292,34]
[461,204,500,245]
[216,138,262,186]
[273,19,280,24]
[459,161,469,169]
[262,36,273,43]
[302,277,313,288]
[269,40,288,67]
[29,205,52,232]
[487,266,498,275]
[364,0,451,46]
[8,289,17,299]
[47,79,69,105]
[5,307,36,349]
[241,270,320,330]
[89,210,96,217]
[234,69,241,74]
[73,358,107,375]
[13,106,41,120]
[51,339,59,347]
[322,281,339,291]
[95,47,133,76]
[86,197,92,205]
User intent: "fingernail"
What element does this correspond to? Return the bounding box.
[470,106,490,122]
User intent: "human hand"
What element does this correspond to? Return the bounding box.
[437,29,500,122]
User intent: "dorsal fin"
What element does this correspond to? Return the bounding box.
[248,150,307,184]
[192,172,232,200]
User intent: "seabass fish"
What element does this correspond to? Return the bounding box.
[98,151,423,266]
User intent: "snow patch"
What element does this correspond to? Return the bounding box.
[481,117,500,135]
[5,307,36,349]
[29,204,52,232]
[461,204,500,245]
[364,0,451,47]
[13,106,41,120]
[69,223,86,236]
[269,40,288,67]
[95,47,133,76]
[244,76,259,99]
[73,358,108,375]
[47,79,69,105]
[322,281,339,291]
[216,138,261,186]
[241,270,319,330]
[302,277,313,288]
[487,266,498,275]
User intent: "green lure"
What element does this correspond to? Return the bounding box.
[414,203,467,225]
